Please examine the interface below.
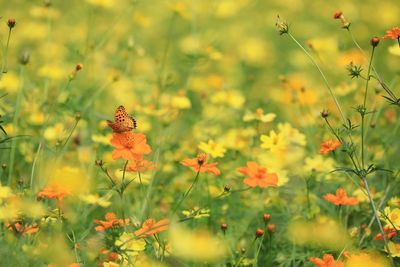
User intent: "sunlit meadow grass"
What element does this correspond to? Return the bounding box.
[0,0,399,266]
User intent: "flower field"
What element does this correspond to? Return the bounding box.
[0,0,399,266]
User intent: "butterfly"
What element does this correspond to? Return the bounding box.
[107,105,137,133]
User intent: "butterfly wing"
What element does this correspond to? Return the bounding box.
[108,105,136,133]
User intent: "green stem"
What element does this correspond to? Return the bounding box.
[361,47,375,169]
[362,176,394,266]
[288,33,346,124]
[7,66,24,185]
[253,236,264,267]
[173,169,201,214]
[0,28,12,79]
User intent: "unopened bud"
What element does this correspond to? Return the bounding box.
[333,11,343,19]
[255,228,264,238]
[19,50,30,65]
[321,110,329,118]
[95,160,104,167]
[1,164,6,170]
[75,63,83,71]
[267,223,276,234]
[263,213,271,223]
[75,112,81,121]
[370,37,380,47]
[7,19,16,29]
[220,223,228,232]
[223,185,231,193]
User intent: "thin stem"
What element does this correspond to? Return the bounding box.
[362,176,394,266]
[288,33,346,124]
[30,142,42,190]
[361,47,375,169]
[253,236,264,267]
[0,28,12,79]
[173,169,201,214]
[7,66,24,185]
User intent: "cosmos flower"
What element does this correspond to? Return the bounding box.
[323,188,358,206]
[383,27,400,40]
[37,185,70,201]
[181,153,221,176]
[110,132,151,161]
[94,212,129,231]
[237,161,278,188]
[308,254,343,267]
[127,159,155,173]
[134,218,169,237]
[319,139,341,155]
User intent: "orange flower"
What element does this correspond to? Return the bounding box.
[134,218,169,237]
[6,222,39,235]
[94,212,129,231]
[180,153,221,175]
[37,185,69,201]
[127,158,155,172]
[319,139,341,155]
[110,132,151,161]
[237,161,278,188]
[323,188,358,206]
[383,27,400,40]
[374,227,397,241]
[309,254,343,267]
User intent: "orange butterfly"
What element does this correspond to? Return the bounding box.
[107,105,137,133]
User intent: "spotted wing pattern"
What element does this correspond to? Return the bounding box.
[107,105,137,133]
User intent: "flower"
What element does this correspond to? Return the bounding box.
[94,212,129,231]
[134,218,169,237]
[110,132,151,161]
[115,232,146,259]
[319,139,341,155]
[383,27,400,40]
[237,162,278,188]
[323,188,358,206]
[198,140,226,158]
[260,130,287,152]
[243,108,276,123]
[180,153,221,175]
[37,185,69,201]
[126,159,155,172]
[308,254,343,267]
[6,222,39,235]
[373,227,397,241]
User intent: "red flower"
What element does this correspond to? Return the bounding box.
[319,139,341,155]
[94,212,129,231]
[237,162,278,188]
[309,254,343,267]
[127,158,155,173]
[6,222,39,235]
[383,27,400,40]
[323,188,358,206]
[37,185,69,201]
[373,227,397,241]
[110,132,151,161]
[180,153,221,175]
[134,218,169,237]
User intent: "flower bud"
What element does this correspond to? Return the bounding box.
[223,185,231,193]
[255,228,264,238]
[267,223,276,234]
[263,213,271,223]
[370,37,380,47]
[1,163,6,170]
[19,50,30,65]
[321,110,329,118]
[220,223,228,232]
[95,160,104,167]
[75,63,83,71]
[7,19,16,29]
[333,11,343,19]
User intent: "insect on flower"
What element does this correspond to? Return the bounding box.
[107,105,137,133]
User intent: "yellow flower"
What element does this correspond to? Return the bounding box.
[80,194,111,208]
[260,131,287,152]
[210,90,245,109]
[380,207,400,228]
[44,123,65,142]
[388,242,400,257]
[345,251,390,267]
[169,225,227,262]
[85,0,114,8]
[115,233,146,259]
[243,108,276,123]
[198,140,226,158]
[0,186,13,204]
[277,123,306,146]
[38,64,66,80]
[0,72,20,94]
[388,197,400,207]
[304,155,335,174]
[388,44,400,56]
